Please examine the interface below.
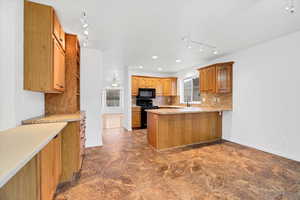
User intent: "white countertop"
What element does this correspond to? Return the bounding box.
[0,122,67,188]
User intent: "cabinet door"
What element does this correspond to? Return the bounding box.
[156,79,163,96]
[53,11,65,50]
[139,78,147,88]
[207,66,216,93]
[199,69,207,93]
[163,79,172,96]
[53,39,65,92]
[132,111,141,128]
[131,77,139,96]
[40,139,56,200]
[53,134,62,188]
[53,12,60,45]
[170,78,177,96]
[216,64,232,93]
[148,78,156,89]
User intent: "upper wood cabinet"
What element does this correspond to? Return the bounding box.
[131,76,177,97]
[198,62,233,94]
[163,79,172,96]
[53,12,65,51]
[216,64,232,93]
[24,1,65,93]
[156,79,164,96]
[131,77,139,96]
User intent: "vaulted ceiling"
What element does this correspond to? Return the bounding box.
[32,0,300,72]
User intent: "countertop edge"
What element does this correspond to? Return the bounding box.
[0,122,67,188]
[22,112,84,125]
[146,108,232,115]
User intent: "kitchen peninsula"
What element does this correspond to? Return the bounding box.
[147,107,230,150]
[147,61,234,150]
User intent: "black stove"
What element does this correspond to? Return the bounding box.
[136,98,159,128]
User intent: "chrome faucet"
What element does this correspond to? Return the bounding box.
[186,100,191,107]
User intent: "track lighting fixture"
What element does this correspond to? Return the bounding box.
[80,10,89,47]
[182,35,220,56]
[286,0,296,14]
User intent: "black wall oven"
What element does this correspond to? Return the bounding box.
[138,88,156,99]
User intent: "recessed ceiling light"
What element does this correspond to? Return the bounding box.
[175,59,182,63]
[158,67,162,71]
[213,49,219,55]
[139,65,143,69]
[152,56,158,60]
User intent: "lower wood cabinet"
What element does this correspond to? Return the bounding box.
[39,134,61,200]
[0,118,86,200]
[0,156,40,200]
[60,121,84,183]
[132,107,141,128]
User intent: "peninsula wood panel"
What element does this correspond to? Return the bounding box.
[147,112,222,150]
[0,156,40,200]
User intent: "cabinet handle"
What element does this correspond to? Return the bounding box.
[56,84,64,89]
[60,38,63,42]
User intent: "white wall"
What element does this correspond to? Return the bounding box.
[81,48,103,147]
[212,31,300,162]
[0,0,44,131]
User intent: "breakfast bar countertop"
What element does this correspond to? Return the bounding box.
[0,122,67,188]
[146,106,232,115]
[22,112,84,125]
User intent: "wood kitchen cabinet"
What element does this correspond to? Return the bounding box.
[156,79,164,96]
[132,107,141,128]
[39,134,61,200]
[131,76,177,97]
[132,77,139,96]
[53,11,65,50]
[216,64,232,93]
[163,79,172,96]
[24,1,66,93]
[45,34,81,115]
[198,62,233,94]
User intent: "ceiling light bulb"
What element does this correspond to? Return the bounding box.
[158,67,162,71]
[175,59,182,63]
[213,49,219,55]
[139,66,143,69]
[83,42,88,47]
[83,29,89,36]
[199,48,204,52]
[152,56,158,60]
[82,23,88,28]
[188,45,192,49]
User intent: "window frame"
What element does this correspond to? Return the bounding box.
[181,76,201,104]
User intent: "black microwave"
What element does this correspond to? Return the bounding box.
[138,88,156,98]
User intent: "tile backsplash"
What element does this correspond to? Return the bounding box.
[170,93,232,108]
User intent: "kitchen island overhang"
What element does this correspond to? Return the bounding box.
[146,107,231,150]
